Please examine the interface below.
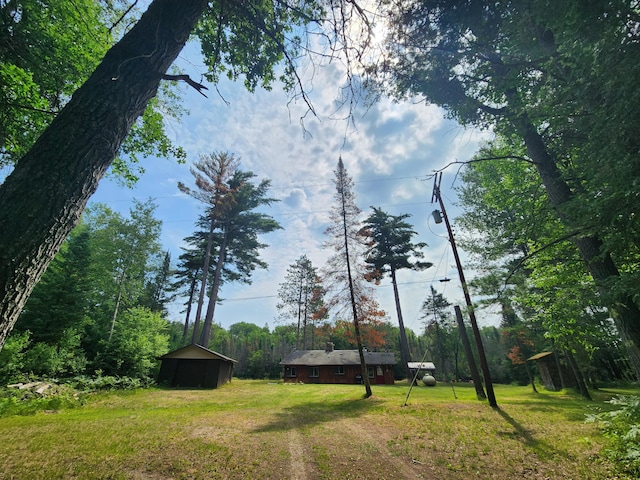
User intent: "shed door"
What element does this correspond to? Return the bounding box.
[375,366,385,384]
[175,360,207,387]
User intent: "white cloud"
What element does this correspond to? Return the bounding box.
[89,39,495,333]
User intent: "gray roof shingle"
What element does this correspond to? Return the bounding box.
[280,349,395,366]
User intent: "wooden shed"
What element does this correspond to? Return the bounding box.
[280,342,396,385]
[528,351,573,391]
[157,344,237,388]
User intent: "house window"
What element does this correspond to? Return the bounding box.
[309,367,319,378]
[287,367,297,377]
[368,367,374,379]
[334,365,345,375]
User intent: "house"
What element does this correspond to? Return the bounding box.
[280,342,396,385]
[157,344,237,388]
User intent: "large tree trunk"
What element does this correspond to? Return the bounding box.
[199,228,229,347]
[514,114,640,382]
[0,0,209,350]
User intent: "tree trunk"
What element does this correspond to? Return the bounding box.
[199,228,229,347]
[192,218,216,344]
[182,273,199,341]
[565,349,592,400]
[454,306,486,400]
[341,197,372,398]
[390,267,412,382]
[514,113,640,382]
[0,0,210,350]
[108,270,126,343]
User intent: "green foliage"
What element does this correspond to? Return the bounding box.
[0,384,84,417]
[362,207,431,282]
[277,255,327,348]
[6,201,170,382]
[22,329,87,378]
[0,0,187,178]
[195,0,322,92]
[96,307,169,379]
[0,0,110,164]
[0,331,30,385]
[68,374,147,391]
[16,225,91,344]
[587,395,640,477]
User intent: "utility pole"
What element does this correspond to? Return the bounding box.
[431,172,497,408]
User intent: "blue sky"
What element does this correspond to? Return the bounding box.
[88,42,495,333]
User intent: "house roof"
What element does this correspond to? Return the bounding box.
[407,362,436,370]
[280,349,396,366]
[159,344,237,363]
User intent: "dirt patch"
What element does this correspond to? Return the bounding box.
[288,428,308,480]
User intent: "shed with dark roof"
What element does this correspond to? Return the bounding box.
[280,342,396,384]
[157,344,237,388]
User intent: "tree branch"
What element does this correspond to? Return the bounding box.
[161,74,209,97]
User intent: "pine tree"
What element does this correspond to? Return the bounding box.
[362,207,431,381]
[323,158,381,398]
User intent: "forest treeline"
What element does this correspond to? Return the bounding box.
[1,1,640,394]
[0,194,632,388]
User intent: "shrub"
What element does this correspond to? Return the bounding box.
[587,395,640,477]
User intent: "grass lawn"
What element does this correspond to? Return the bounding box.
[0,380,636,479]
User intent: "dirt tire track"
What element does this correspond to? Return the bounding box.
[338,417,435,479]
[288,421,308,480]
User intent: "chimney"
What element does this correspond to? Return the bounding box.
[325,342,334,353]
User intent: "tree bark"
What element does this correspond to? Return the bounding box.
[199,228,229,347]
[192,218,216,344]
[390,267,412,382]
[0,0,209,350]
[513,112,640,382]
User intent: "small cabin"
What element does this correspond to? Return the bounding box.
[157,344,237,388]
[528,351,574,391]
[280,342,396,385]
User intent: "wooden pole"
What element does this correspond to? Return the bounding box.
[432,173,497,408]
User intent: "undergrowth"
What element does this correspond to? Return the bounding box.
[587,394,640,478]
[0,374,153,418]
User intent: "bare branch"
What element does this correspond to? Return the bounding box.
[108,0,139,35]
[161,74,209,97]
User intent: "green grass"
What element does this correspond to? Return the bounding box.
[0,380,636,479]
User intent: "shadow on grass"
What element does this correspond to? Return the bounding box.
[251,396,379,433]
[495,408,575,461]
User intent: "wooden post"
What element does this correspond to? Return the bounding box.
[432,173,497,408]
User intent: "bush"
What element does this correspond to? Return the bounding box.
[69,373,153,391]
[0,332,30,385]
[587,395,640,477]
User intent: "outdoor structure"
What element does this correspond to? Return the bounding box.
[407,361,436,381]
[157,344,237,388]
[528,351,573,391]
[280,342,396,385]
